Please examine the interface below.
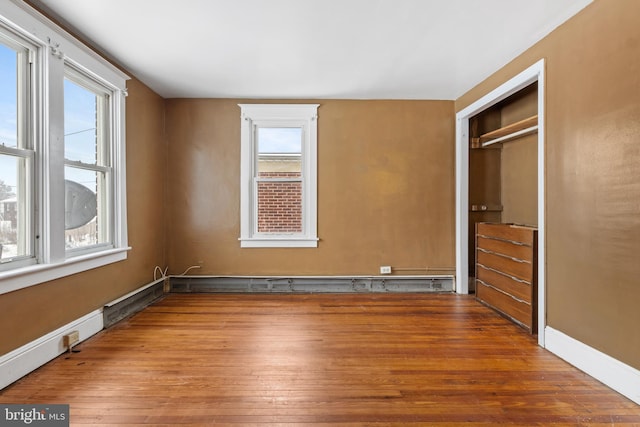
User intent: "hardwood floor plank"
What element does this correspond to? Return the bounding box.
[1,293,638,425]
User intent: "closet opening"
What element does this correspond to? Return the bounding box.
[455,60,545,346]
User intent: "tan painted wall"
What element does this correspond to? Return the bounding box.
[499,87,538,226]
[457,0,640,369]
[501,133,537,226]
[0,78,166,355]
[165,99,455,276]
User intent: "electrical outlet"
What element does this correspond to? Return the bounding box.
[380,266,392,274]
[63,330,80,349]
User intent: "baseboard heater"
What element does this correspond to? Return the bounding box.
[103,278,166,328]
[169,275,454,293]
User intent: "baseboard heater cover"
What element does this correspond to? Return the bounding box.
[103,278,166,328]
[169,275,454,293]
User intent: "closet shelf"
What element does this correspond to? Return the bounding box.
[471,115,538,148]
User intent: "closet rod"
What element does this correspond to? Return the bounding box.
[481,125,538,147]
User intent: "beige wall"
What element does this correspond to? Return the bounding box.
[0,78,166,354]
[500,133,537,226]
[165,99,455,276]
[499,87,538,226]
[457,0,640,369]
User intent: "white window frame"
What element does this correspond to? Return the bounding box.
[239,104,319,248]
[0,0,129,295]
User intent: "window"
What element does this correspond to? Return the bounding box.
[0,29,35,270]
[239,104,319,248]
[0,1,128,294]
[256,128,302,233]
[64,71,111,253]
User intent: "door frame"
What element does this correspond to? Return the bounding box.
[454,59,546,347]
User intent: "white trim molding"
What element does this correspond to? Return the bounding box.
[0,309,103,390]
[545,326,640,405]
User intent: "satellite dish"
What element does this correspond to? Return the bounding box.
[65,179,97,230]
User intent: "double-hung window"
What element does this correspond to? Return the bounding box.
[0,29,35,270]
[63,69,112,253]
[0,1,128,294]
[239,104,319,248]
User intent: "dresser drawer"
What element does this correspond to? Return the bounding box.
[476,235,533,262]
[476,264,532,303]
[476,249,533,282]
[477,222,535,246]
[476,281,533,331]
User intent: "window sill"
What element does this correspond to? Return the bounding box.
[239,237,319,248]
[0,247,131,295]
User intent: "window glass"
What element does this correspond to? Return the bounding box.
[0,43,18,261]
[64,78,100,164]
[256,180,302,233]
[0,43,18,149]
[257,127,302,153]
[256,127,302,233]
[0,38,32,264]
[64,76,109,250]
[64,167,107,249]
[0,154,29,260]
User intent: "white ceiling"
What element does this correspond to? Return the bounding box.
[32,0,592,100]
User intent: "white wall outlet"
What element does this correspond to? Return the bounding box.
[380,266,392,274]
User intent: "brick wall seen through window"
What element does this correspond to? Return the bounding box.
[257,173,302,232]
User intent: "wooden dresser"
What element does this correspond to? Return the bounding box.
[475,223,538,333]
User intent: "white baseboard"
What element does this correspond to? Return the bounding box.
[545,326,640,405]
[0,309,103,390]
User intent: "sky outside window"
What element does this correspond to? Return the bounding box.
[258,127,302,154]
[0,43,17,148]
[257,127,302,175]
[0,43,18,195]
[64,78,98,165]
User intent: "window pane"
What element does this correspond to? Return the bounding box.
[0,42,18,149]
[64,167,107,249]
[257,180,302,233]
[64,73,111,253]
[64,78,101,164]
[0,154,30,260]
[257,127,302,175]
[258,127,302,153]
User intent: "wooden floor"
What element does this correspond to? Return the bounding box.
[2,293,639,426]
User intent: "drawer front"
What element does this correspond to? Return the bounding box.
[477,250,533,282]
[476,281,533,331]
[477,223,535,246]
[476,236,533,262]
[476,264,532,303]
